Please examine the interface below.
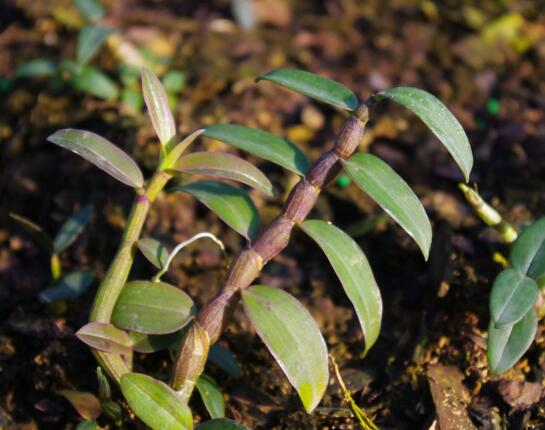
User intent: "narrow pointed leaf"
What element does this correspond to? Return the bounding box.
[173,152,274,196]
[58,390,101,420]
[509,217,545,282]
[137,238,169,269]
[197,419,249,430]
[342,153,432,259]
[112,281,196,334]
[488,309,537,374]
[208,344,241,378]
[203,124,310,175]
[39,270,94,303]
[9,213,53,254]
[74,0,105,22]
[242,285,329,413]
[72,66,119,100]
[490,269,538,327]
[121,373,193,430]
[376,87,473,181]
[160,129,204,170]
[142,68,176,147]
[301,220,382,354]
[48,129,143,188]
[77,26,114,64]
[174,181,260,240]
[196,374,225,419]
[14,59,56,78]
[53,204,93,253]
[257,69,359,111]
[76,322,132,354]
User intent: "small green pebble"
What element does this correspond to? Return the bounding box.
[486,98,501,115]
[336,174,352,188]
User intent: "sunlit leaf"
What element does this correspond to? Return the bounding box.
[39,270,94,303]
[196,419,249,430]
[203,124,310,175]
[301,220,382,354]
[257,69,359,111]
[490,269,538,327]
[76,420,98,430]
[14,59,56,78]
[72,65,119,100]
[128,331,181,353]
[74,0,105,22]
[173,152,274,196]
[112,281,196,334]
[488,308,537,374]
[53,203,93,253]
[509,217,545,284]
[137,238,169,269]
[376,87,473,181]
[208,344,241,378]
[196,374,225,419]
[160,129,204,170]
[342,153,432,259]
[77,26,114,64]
[174,181,260,240]
[121,373,193,430]
[76,322,132,354]
[48,129,143,188]
[242,285,329,413]
[142,68,176,147]
[58,390,101,420]
[9,213,53,254]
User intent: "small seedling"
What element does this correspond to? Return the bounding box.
[49,67,472,428]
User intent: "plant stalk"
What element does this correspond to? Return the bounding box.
[171,104,370,394]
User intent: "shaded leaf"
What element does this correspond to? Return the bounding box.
[203,124,310,175]
[242,285,329,413]
[53,203,93,253]
[112,281,196,334]
[76,421,98,430]
[342,153,432,259]
[509,217,545,283]
[488,309,537,374]
[77,26,114,64]
[9,213,53,254]
[301,220,382,354]
[58,390,101,420]
[257,69,358,111]
[121,373,193,430]
[490,269,538,327]
[128,331,181,353]
[72,65,119,100]
[14,59,56,78]
[39,270,94,303]
[196,374,225,419]
[48,129,143,188]
[174,181,260,240]
[162,70,186,93]
[376,87,473,181]
[137,238,169,269]
[142,68,176,147]
[208,344,241,378]
[197,419,249,430]
[173,152,274,196]
[76,322,132,354]
[74,0,105,22]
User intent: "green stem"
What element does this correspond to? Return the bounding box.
[89,171,171,382]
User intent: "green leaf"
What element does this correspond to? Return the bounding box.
[342,153,432,259]
[77,26,114,64]
[208,344,241,378]
[48,129,143,188]
[137,238,169,269]
[9,213,53,254]
[112,281,196,334]
[162,70,186,93]
[76,421,98,430]
[121,373,193,430]
[241,285,329,413]
[488,308,537,374]
[376,87,473,181]
[172,152,274,196]
[142,68,176,147]
[509,217,545,283]
[39,270,94,303]
[14,59,56,78]
[160,129,204,170]
[74,0,105,22]
[76,322,132,354]
[174,181,260,240]
[58,390,101,420]
[197,419,249,430]
[72,65,119,100]
[301,220,382,354]
[203,124,310,175]
[256,69,359,111]
[53,203,93,253]
[128,331,181,353]
[490,269,538,327]
[196,374,225,419]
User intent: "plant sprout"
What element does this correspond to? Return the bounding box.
[48,67,473,429]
